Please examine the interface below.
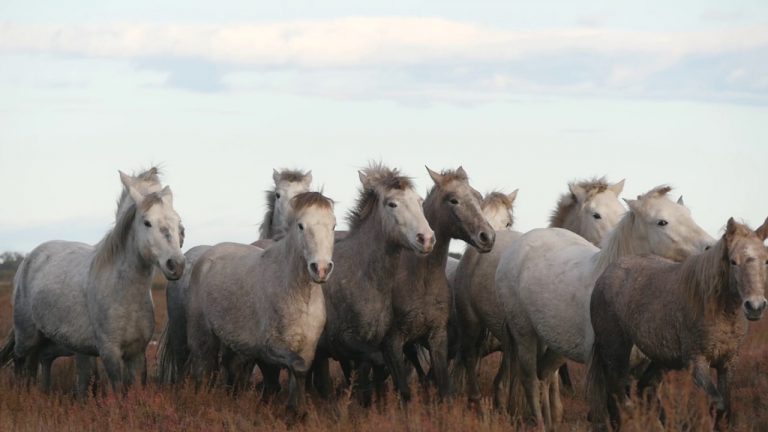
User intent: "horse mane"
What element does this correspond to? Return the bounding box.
[291,191,334,212]
[483,191,515,224]
[346,163,413,233]
[116,167,161,218]
[258,190,277,239]
[549,177,609,228]
[594,211,637,276]
[93,192,164,274]
[258,169,309,240]
[679,234,730,315]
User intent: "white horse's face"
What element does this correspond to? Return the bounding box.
[627,191,714,262]
[482,190,518,231]
[120,171,185,280]
[377,182,434,255]
[573,180,626,246]
[272,170,312,232]
[293,196,336,283]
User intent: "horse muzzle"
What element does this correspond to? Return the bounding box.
[744,297,767,321]
[162,257,186,281]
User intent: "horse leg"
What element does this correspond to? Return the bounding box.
[286,368,308,421]
[355,360,374,407]
[257,362,282,402]
[558,364,574,394]
[537,348,565,426]
[373,363,389,404]
[381,331,411,402]
[74,354,97,398]
[461,328,484,405]
[715,362,733,429]
[427,329,451,400]
[493,330,516,412]
[311,356,332,398]
[100,346,125,394]
[513,332,543,426]
[691,356,724,421]
[40,355,54,393]
[403,343,428,384]
[121,353,145,390]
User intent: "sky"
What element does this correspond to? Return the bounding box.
[1,1,767,253]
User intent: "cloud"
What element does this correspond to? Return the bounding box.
[1,18,767,103]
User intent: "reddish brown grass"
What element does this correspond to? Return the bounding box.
[1,278,767,431]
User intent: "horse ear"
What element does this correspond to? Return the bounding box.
[507,189,519,203]
[303,170,313,186]
[456,166,468,179]
[569,183,587,203]
[358,170,369,187]
[160,186,174,206]
[272,169,280,184]
[624,198,640,213]
[725,217,738,242]
[426,166,443,185]
[609,179,625,195]
[756,216,768,241]
[119,171,145,205]
[677,196,685,206]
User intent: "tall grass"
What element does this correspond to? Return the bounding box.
[1,280,767,431]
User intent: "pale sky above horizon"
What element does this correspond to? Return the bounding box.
[1,1,767,253]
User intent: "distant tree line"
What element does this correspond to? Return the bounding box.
[0,251,25,282]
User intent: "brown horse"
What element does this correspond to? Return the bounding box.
[588,217,768,430]
[384,166,495,401]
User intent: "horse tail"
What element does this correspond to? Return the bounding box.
[586,339,609,429]
[157,279,190,384]
[0,329,15,367]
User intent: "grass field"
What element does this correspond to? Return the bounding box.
[1,278,767,431]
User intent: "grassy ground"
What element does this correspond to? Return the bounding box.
[1,279,767,431]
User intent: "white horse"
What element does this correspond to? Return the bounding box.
[451,178,626,406]
[4,169,185,395]
[186,192,335,417]
[158,168,311,384]
[495,185,713,427]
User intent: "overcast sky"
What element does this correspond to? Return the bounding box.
[1,1,767,253]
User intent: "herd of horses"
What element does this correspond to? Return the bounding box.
[1,163,766,431]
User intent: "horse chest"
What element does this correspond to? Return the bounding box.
[278,288,326,360]
[698,317,746,364]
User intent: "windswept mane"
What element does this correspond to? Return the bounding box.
[258,169,309,240]
[549,177,609,228]
[679,234,730,314]
[594,211,637,276]
[116,167,161,218]
[483,191,515,211]
[93,191,164,274]
[291,191,334,212]
[346,163,413,233]
[637,184,672,200]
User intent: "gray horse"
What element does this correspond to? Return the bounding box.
[157,168,311,385]
[185,192,336,417]
[1,168,184,395]
[311,163,434,402]
[384,167,494,401]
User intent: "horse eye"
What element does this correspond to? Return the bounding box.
[730,259,737,266]
[387,202,398,208]
[592,212,601,220]
[275,193,281,199]
[143,220,152,228]
[657,220,668,227]
[298,223,304,231]
[449,198,459,205]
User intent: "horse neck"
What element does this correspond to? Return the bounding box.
[679,238,735,317]
[593,212,644,276]
[407,199,450,277]
[271,231,312,294]
[346,209,404,288]
[92,225,155,294]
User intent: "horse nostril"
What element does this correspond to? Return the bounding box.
[166,259,176,272]
[326,262,334,274]
[416,233,425,245]
[310,262,319,275]
[704,245,711,251]
[479,231,489,244]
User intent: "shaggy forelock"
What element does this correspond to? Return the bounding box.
[549,177,610,228]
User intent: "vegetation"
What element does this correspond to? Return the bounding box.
[1,274,767,431]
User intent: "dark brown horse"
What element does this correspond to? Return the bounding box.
[588,217,768,430]
[384,166,495,401]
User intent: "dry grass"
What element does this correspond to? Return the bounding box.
[1,278,767,431]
